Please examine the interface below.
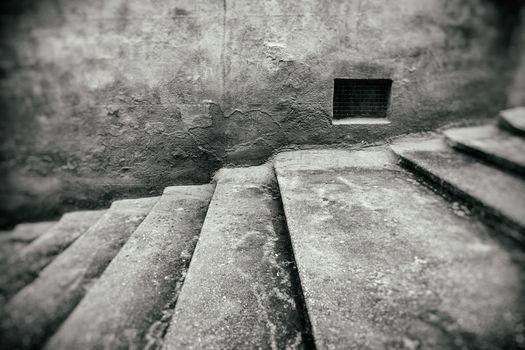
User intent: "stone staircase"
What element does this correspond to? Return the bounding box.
[1,107,525,350]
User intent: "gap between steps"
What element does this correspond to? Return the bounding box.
[269,169,317,350]
[141,197,216,350]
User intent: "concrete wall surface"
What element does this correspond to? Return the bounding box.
[0,0,523,226]
[509,6,525,106]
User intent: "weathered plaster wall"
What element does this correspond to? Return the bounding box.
[509,6,525,106]
[0,0,520,226]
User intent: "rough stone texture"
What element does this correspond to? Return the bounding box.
[499,107,525,136]
[45,185,214,350]
[443,124,525,176]
[0,210,106,300]
[391,136,525,242]
[0,0,521,226]
[274,148,525,349]
[0,221,57,302]
[163,165,307,349]
[0,197,158,350]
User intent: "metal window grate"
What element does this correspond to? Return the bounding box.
[333,79,392,119]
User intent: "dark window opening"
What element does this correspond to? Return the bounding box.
[333,79,392,119]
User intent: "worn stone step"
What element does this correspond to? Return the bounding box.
[391,136,525,242]
[499,107,525,136]
[443,124,525,176]
[0,210,106,300]
[0,221,58,307]
[45,185,214,350]
[162,165,309,349]
[274,148,525,350]
[0,197,159,350]
[0,221,57,244]
[0,221,57,262]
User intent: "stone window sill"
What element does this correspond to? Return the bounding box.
[332,118,391,126]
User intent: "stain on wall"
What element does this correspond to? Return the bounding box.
[0,0,522,226]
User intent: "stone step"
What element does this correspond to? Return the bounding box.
[0,221,58,244]
[0,221,58,279]
[0,197,159,350]
[0,210,106,300]
[390,136,525,242]
[162,165,309,349]
[274,148,525,349]
[45,185,214,350]
[443,124,525,176]
[499,107,525,136]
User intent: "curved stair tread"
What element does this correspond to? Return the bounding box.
[0,197,159,350]
[0,221,58,244]
[0,221,58,294]
[45,185,214,350]
[0,210,106,299]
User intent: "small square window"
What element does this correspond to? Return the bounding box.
[333,79,392,119]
